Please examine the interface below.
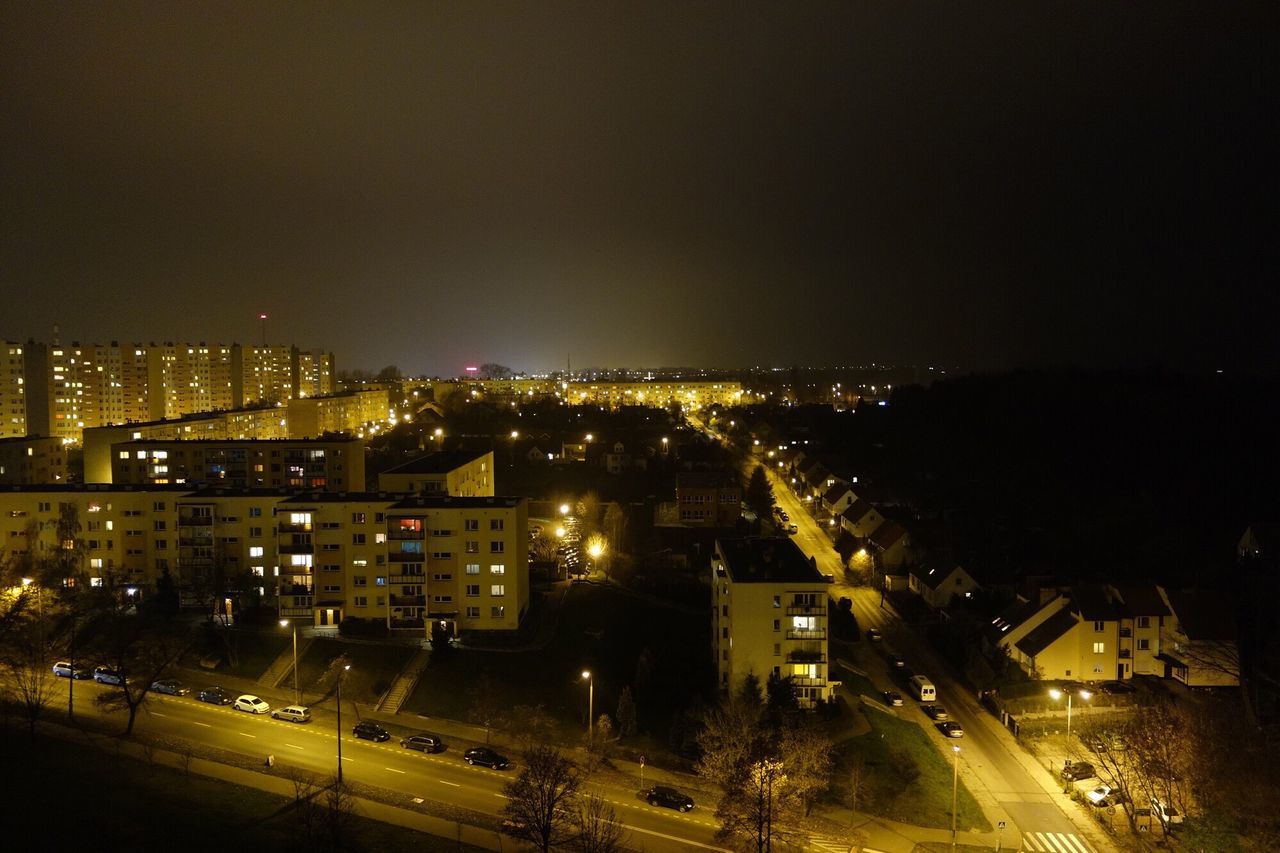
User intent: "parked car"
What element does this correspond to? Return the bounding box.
[352,721,391,742]
[787,524,798,534]
[271,705,312,723]
[52,661,91,679]
[1061,761,1096,782]
[866,628,883,642]
[150,679,189,696]
[881,690,904,707]
[1150,797,1184,825]
[1100,680,1136,695]
[938,721,965,738]
[887,653,906,669]
[93,666,123,685]
[922,704,948,721]
[463,747,510,769]
[197,687,234,705]
[1086,785,1115,806]
[401,733,446,753]
[645,786,695,812]
[779,511,789,522]
[233,694,271,714]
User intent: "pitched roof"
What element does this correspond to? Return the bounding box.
[869,519,907,550]
[1163,589,1237,642]
[985,596,1049,645]
[1110,583,1170,618]
[842,498,878,524]
[677,471,740,490]
[717,537,827,584]
[804,464,830,487]
[822,483,852,505]
[1070,586,1119,621]
[382,450,489,475]
[1015,607,1078,658]
[913,563,966,592]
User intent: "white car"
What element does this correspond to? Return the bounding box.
[1086,785,1114,806]
[233,694,271,714]
[1151,798,1183,825]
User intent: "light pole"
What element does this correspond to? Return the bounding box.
[1048,687,1092,744]
[280,619,299,705]
[336,664,350,784]
[581,670,594,747]
[951,745,961,851]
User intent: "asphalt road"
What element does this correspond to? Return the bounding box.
[42,677,727,852]
[753,455,1102,852]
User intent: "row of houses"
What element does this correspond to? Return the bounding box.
[786,451,913,569]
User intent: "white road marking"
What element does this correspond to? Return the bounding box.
[623,824,730,851]
[285,744,305,750]
[151,712,169,717]
[341,756,354,762]
[239,732,256,739]
[436,779,460,787]
[384,767,406,774]
[190,721,211,728]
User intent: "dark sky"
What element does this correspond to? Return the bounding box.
[1,3,1274,375]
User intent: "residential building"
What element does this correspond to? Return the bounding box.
[0,435,68,484]
[232,345,294,407]
[675,471,741,528]
[820,483,856,518]
[840,499,884,538]
[292,348,336,399]
[377,450,495,497]
[712,537,835,709]
[110,437,365,491]
[908,562,980,610]
[868,519,912,569]
[286,388,392,438]
[1157,588,1240,687]
[0,342,29,439]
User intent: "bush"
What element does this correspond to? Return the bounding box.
[338,617,388,639]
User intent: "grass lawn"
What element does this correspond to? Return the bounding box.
[840,670,883,703]
[295,638,416,706]
[833,705,991,832]
[184,628,291,680]
[404,583,711,751]
[0,732,483,853]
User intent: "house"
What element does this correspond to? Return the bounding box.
[841,499,883,538]
[1157,588,1240,687]
[603,441,631,474]
[908,563,980,610]
[676,472,742,528]
[821,483,856,517]
[868,519,911,569]
[525,445,549,463]
[1108,583,1170,677]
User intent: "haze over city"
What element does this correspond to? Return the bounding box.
[2,3,1273,374]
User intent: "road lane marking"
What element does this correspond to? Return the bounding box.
[151,712,169,717]
[190,721,211,728]
[384,767,405,774]
[623,824,729,851]
[239,732,256,739]
[285,744,305,750]
[436,779,460,787]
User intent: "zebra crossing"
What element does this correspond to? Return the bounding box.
[807,838,851,853]
[1020,830,1096,852]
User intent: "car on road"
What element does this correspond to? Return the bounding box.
[352,721,391,742]
[778,511,789,522]
[1061,761,1097,782]
[938,721,965,738]
[401,733,446,753]
[197,687,234,705]
[645,785,695,812]
[787,524,798,534]
[463,747,510,769]
[881,690,904,707]
[150,679,189,696]
[1100,680,1136,695]
[52,661,91,679]
[93,666,123,685]
[922,704,948,721]
[887,653,906,669]
[271,705,312,723]
[1086,785,1115,806]
[866,628,882,642]
[233,694,271,714]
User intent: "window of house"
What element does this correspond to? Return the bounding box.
[1093,642,1105,654]
[1137,616,1150,628]
[249,507,262,517]
[773,619,780,631]
[465,563,480,575]
[354,596,368,607]
[352,533,366,545]
[430,551,452,560]
[465,541,479,553]
[772,595,780,608]
[490,564,505,575]
[153,520,166,531]
[352,513,366,524]
[249,526,262,537]
[466,606,480,619]
[491,606,505,619]
[773,643,781,656]
[433,595,453,603]
[431,573,452,581]
[490,518,504,531]
[250,546,264,557]
[466,585,480,597]
[491,584,505,597]
[354,576,367,587]
[1093,620,1105,632]
[464,519,478,531]
[489,541,504,553]
[1138,639,1150,651]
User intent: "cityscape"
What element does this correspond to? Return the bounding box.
[0,4,1274,853]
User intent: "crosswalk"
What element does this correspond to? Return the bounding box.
[1020,830,1096,852]
[807,838,851,853]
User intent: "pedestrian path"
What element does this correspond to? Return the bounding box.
[1022,829,1096,852]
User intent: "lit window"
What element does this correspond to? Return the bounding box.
[249,546,264,557]
[1093,642,1105,654]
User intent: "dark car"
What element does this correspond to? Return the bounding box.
[938,721,965,738]
[866,628,883,642]
[1100,680,1135,695]
[887,653,906,669]
[463,747,510,769]
[197,687,234,705]
[1061,761,1097,782]
[352,721,391,742]
[881,690,904,707]
[922,704,948,721]
[151,679,189,696]
[401,733,446,753]
[646,785,694,812]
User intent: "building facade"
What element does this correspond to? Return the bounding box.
[0,435,68,484]
[675,472,742,527]
[110,437,365,491]
[377,450,495,497]
[712,537,835,709]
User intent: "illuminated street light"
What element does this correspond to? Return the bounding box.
[951,745,961,851]
[559,503,570,516]
[588,541,604,560]
[336,663,351,784]
[1048,687,1092,744]
[555,526,565,538]
[581,670,594,746]
[280,619,299,705]
[510,430,519,439]
[585,433,594,442]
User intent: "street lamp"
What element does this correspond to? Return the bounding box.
[951,745,961,851]
[555,526,565,539]
[559,503,570,516]
[581,670,594,747]
[1048,687,1092,744]
[336,664,351,784]
[280,619,299,705]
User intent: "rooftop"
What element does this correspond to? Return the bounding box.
[382,450,490,475]
[114,437,361,446]
[676,471,740,490]
[1015,607,1078,658]
[717,536,827,584]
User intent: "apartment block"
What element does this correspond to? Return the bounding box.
[111,437,365,491]
[712,537,834,708]
[0,436,68,484]
[675,471,741,527]
[286,388,392,438]
[292,348,335,399]
[377,450,495,496]
[1,342,27,439]
[232,345,294,407]
[0,485,529,637]
[430,378,745,410]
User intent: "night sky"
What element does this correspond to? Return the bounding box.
[1,3,1274,375]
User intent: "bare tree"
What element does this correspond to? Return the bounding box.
[847,752,868,814]
[501,745,584,852]
[716,758,799,853]
[92,609,192,736]
[778,722,831,817]
[1125,699,1193,843]
[572,793,626,853]
[7,631,56,736]
[467,674,504,743]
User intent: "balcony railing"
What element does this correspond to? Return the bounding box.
[390,594,426,607]
[388,574,425,584]
[786,650,827,664]
[180,556,214,568]
[790,676,826,687]
[279,606,313,617]
[786,629,827,640]
[278,543,313,555]
[277,522,313,534]
[178,537,213,548]
[389,618,425,630]
[1119,649,1132,659]
[388,551,424,563]
[1119,627,1133,638]
[785,604,824,616]
[177,516,213,527]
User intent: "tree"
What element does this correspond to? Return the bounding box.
[603,503,628,554]
[7,628,56,736]
[92,608,193,735]
[777,723,832,817]
[467,674,504,743]
[847,752,868,813]
[529,532,559,563]
[716,758,797,852]
[1125,699,1193,844]
[501,745,584,852]
[572,793,626,853]
[479,363,514,380]
[764,673,800,729]
[615,686,637,737]
[745,467,773,520]
[696,692,766,791]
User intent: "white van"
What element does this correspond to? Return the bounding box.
[908,675,936,702]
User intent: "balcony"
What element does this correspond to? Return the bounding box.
[178,537,213,548]
[389,617,425,630]
[786,603,824,616]
[790,676,827,687]
[390,594,425,607]
[278,543,313,555]
[786,629,827,641]
[279,606,313,618]
[1119,649,1132,659]
[278,522,313,534]
[1119,627,1133,638]
[786,650,827,664]
[387,530,424,541]
[389,574,425,584]
[180,556,214,568]
[177,515,213,527]
[388,551,424,563]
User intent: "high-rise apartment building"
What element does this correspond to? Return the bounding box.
[110,437,365,491]
[293,348,335,399]
[1,342,28,439]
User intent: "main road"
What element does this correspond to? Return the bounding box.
[740,449,1110,853]
[42,677,726,852]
